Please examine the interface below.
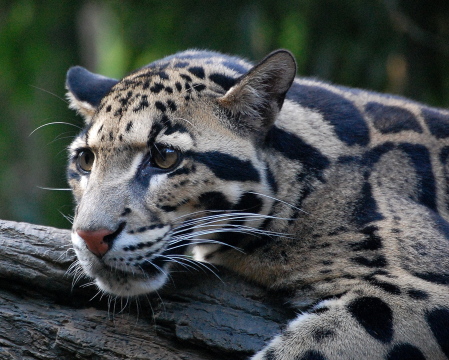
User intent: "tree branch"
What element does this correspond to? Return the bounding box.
[0,220,293,359]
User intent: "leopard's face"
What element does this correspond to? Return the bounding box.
[66,52,295,296]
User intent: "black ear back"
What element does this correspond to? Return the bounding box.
[66,66,118,108]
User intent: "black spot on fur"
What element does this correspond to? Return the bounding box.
[150,83,164,93]
[267,127,330,186]
[440,146,449,164]
[167,166,191,178]
[114,108,122,117]
[413,272,449,285]
[233,193,263,213]
[147,122,161,146]
[398,143,436,211]
[160,205,177,212]
[364,276,401,295]
[349,226,383,251]
[351,255,387,267]
[175,82,182,92]
[191,151,260,182]
[222,60,249,74]
[188,66,205,79]
[343,274,356,279]
[407,289,429,300]
[193,83,206,92]
[180,74,192,82]
[209,73,236,91]
[166,100,177,111]
[160,114,171,127]
[164,123,189,136]
[133,95,149,112]
[362,142,396,167]
[347,296,393,343]
[129,224,164,235]
[174,61,189,68]
[155,101,166,112]
[165,86,173,94]
[298,350,328,360]
[310,307,329,315]
[422,107,449,138]
[353,181,384,226]
[287,83,369,146]
[125,122,133,132]
[312,328,334,343]
[106,105,112,112]
[365,102,423,134]
[266,165,278,193]
[386,343,426,360]
[109,131,114,141]
[426,308,449,357]
[121,208,131,216]
[157,71,169,80]
[185,82,191,91]
[119,91,133,106]
[198,191,232,211]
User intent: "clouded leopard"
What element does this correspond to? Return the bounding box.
[66,49,449,359]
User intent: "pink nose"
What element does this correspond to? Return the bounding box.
[76,229,114,257]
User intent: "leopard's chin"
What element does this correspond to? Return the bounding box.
[93,268,170,297]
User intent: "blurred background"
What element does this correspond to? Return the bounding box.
[1,0,449,229]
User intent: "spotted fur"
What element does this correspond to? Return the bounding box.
[66,49,449,359]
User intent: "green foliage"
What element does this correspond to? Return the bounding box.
[1,0,449,228]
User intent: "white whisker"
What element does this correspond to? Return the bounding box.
[164,254,224,283]
[29,84,69,104]
[248,191,308,214]
[37,186,72,191]
[29,121,82,136]
[167,238,244,253]
[171,116,194,127]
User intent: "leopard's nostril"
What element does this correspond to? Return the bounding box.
[77,222,126,258]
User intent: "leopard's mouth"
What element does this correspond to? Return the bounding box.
[71,229,178,296]
[84,254,173,296]
[95,268,170,297]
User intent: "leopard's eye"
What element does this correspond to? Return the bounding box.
[77,149,95,173]
[152,146,180,170]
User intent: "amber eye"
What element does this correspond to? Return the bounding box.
[152,146,180,170]
[77,149,95,173]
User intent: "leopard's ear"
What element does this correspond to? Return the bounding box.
[217,49,296,137]
[66,66,118,123]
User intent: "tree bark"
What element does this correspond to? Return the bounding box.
[0,220,294,360]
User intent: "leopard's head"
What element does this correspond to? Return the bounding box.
[66,50,296,296]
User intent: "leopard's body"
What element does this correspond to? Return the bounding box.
[66,49,449,359]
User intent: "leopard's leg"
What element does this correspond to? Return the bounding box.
[252,288,449,360]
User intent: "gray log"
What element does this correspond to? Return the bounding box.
[0,220,294,360]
